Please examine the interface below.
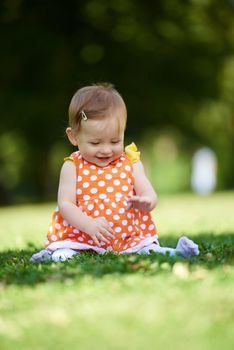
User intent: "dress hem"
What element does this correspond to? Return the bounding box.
[46,235,159,254]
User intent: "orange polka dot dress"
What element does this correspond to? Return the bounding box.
[45,146,158,254]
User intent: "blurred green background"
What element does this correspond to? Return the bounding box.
[0,0,234,204]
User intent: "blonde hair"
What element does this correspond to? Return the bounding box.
[68,83,127,131]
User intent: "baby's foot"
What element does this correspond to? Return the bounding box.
[176,236,199,258]
[51,248,79,262]
[30,249,52,263]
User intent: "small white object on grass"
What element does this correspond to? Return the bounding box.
[191,147,217,194]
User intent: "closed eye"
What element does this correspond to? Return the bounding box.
[111,140,120,144]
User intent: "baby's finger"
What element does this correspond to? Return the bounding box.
[97,232,111,244]
[92,235,101,247]
[125,196,139,210]
[100,227,115,240]
[142,197,151,204]
[127,195,140,203]
[100,220,115,236]
[104,221,115,233]
[105,231,115,240]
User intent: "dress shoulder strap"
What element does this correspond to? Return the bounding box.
[125,142,141,164]
[63,151,82,170]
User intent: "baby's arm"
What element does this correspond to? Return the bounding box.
[126,161,157,212]
[58,161,114,246]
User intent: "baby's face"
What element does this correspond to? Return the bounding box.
[76,115,125,167]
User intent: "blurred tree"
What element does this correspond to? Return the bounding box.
[0,0,233,203]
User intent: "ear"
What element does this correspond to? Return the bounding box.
[66,127,78,146]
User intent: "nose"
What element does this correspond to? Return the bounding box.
[99,145,112,155]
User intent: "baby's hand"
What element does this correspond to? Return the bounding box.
[86,217,115,247]
[126,195,153,212]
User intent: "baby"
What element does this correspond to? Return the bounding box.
[31,83,199,262]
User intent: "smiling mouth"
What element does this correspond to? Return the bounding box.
[96,156,113,163]
[97,157,111,161]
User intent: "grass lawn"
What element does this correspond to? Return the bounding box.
[0,192,234,350]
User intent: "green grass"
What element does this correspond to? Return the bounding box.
[0,192,234,350]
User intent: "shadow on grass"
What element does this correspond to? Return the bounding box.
[0,233,233,286]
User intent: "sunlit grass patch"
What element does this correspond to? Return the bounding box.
[0,192,234,350]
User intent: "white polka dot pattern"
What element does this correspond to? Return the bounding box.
[107,186,114,192]
[46,150,157,253]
